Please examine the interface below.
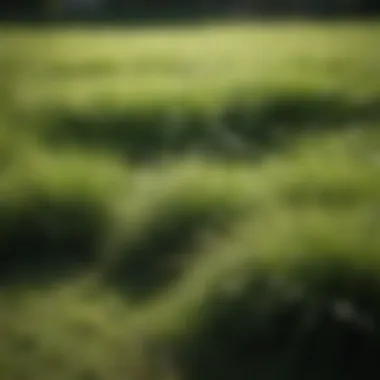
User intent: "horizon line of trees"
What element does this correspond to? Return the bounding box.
[1,0,379,22]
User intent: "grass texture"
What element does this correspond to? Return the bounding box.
[0,20,379,380]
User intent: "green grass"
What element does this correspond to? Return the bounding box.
[2,21,380,159]
[3,22,379,109]
[0,20,380,380]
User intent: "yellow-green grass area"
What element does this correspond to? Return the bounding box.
[0,21,380,380]
[1,126,380,380]
[1,21,380,159]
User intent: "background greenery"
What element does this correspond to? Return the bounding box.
[0,20,379,380]
[2,0,380,21]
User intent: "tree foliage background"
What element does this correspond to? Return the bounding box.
[1,0,379,21]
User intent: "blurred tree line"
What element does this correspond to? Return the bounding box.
[1,0,379,21]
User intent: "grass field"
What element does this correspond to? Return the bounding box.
[0,21,380,380]
[2,22,379,107]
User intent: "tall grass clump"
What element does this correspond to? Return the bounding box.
[161,209,380,380]
[0,143,129,284]
[99,157,273,301]
[0,282,151,380]
[35,89,380,162]
[135,133,380,380]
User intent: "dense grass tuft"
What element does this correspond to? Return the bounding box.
[100,159,271,300]
[136,137,380,380]
[0,142,129,284]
